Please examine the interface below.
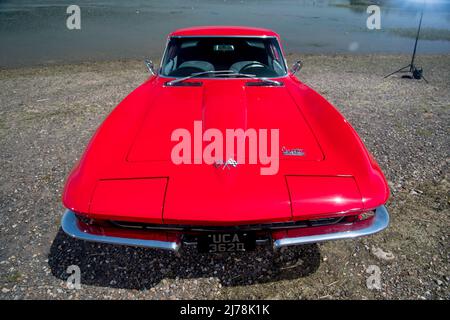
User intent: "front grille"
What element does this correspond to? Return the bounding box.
[109,216,345,232]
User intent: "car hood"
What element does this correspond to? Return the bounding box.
[127,80,324,163]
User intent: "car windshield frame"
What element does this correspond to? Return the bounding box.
[158,36,289,79]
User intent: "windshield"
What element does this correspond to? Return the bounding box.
[160,37,287,78]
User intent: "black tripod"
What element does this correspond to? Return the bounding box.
[384,5,428,82]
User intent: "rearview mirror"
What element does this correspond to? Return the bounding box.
[290,60,303,74]
[144,59,155,75]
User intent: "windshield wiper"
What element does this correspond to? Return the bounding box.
[165,70,236,86]
[166,70,283,86]
[222,73,283,86]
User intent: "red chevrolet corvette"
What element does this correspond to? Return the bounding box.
[61,26,390,253]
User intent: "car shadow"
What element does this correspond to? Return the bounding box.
[48,228,321,290]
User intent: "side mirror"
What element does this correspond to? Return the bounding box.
[290,60,303,74]
[144,59,156,75]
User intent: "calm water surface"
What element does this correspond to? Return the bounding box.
[1,0,449,67]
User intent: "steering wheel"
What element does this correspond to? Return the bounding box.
[239,62,266,73]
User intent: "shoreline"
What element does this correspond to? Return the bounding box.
[1,52,450,72]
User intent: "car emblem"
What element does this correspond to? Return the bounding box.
[214,158,238,170]
[281,146,305,156]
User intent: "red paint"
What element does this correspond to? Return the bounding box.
[89,178,167,223]
[77,219,179,242]
[62,27,389,230]
[169,26,280,38]
[286,176,363,218]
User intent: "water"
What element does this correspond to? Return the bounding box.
[1,0,449,67]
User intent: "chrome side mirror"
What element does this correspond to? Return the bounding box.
[290,60,303,74]
[144,59,155,75]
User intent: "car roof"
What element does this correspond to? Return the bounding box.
[169,26,280,38]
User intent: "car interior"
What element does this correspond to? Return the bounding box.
[161,37,287,78]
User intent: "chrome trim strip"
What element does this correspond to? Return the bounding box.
[110,216,343,232]
[61,210,180,251]
[273,206,390,249]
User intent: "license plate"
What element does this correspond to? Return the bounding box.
[197,232,256,253]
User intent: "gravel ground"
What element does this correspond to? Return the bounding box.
[0,54,448,299]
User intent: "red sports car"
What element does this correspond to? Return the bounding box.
[61,26,390,253]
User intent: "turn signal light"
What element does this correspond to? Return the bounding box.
[357,211,375,221]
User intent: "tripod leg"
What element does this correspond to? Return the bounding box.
[384,65,410,79]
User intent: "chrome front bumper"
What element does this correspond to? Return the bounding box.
[61,206,389,252]
[61,210,181,251]
[273,205,390,249]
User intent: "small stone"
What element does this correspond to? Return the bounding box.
[371,246,395,261]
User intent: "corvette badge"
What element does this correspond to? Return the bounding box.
[281,146,305,156]
[214,158,238,170]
